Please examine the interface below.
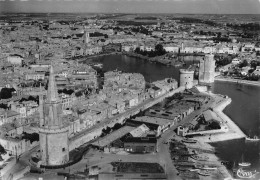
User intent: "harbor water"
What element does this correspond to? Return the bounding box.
[212,81,260,172]
[88,54,260,172]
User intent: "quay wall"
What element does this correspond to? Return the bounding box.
[215,77,260,87]
[195,95,246,143]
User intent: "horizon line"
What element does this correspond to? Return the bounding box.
[1,12,260,15]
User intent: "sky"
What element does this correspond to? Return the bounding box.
[0,0,260,14]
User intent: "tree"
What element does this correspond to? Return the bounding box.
[0,88,15,99]
[155,44,166,56]
[135,47,141,54]
[250,60,260,69]
[248,69,254,74]
[0,103,8,109]
[0,144,6,154]
[239,60,248,68]
[207,121,221,130]
[22,132,39,143]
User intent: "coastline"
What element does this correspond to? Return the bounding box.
[215,76,260,87]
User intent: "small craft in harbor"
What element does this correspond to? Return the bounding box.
[195,164,217,170]
[181,138,197,144]
[191,155,209,161]
[245,135,260,142]
[198,170,211,176]
[238,154,251,167]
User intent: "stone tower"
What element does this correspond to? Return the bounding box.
[83,29,90,44]
[38,65,69,166]
[181,42,184,53]
[179,69,194,89]
[39,85,44,127]
[199,54,215,84]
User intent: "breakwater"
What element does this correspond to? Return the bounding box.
[193,93,246,143]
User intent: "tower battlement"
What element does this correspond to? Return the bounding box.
[39,126,69,134]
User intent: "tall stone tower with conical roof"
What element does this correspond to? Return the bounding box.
[38,65,69,166]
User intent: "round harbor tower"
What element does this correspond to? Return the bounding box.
[179,69,194,89]
[38,66,69,166]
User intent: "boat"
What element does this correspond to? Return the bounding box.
[238,154,251,167]
[181,138,197,144]
[236,168,259,179]
[189,168,200,172]
[195,165,217,170]
[176,167,191,171]
[198,171,211,176]
[245,135,260,142]
[93,63,103,68]
[191,155,209,161]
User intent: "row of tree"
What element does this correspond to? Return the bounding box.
[134,44,166,57]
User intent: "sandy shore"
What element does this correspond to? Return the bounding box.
[173,135,233,179]
[215,76,260,87]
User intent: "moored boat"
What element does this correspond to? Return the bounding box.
[238,162,251,167]
[182,138,197,144]
[93,63,103,68]
[238,154,251,167]
[245,135,260,142]
[198,171,211,176]
[176,167,191,171]
[191,155,209,161]
[195,164,217,170]
[189,168,200,172]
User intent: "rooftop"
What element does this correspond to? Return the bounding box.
[91,126,135,147]
[133,116,173,126]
